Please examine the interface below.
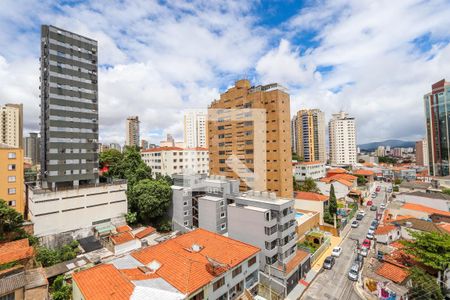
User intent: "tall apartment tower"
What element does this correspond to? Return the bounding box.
[291,116,298,154]
[208,79,293,198]
[125,116,140,147]
[415,138,428,167]
[424,79,450,176]
[184,111,207,148]
[293,109,326,162]
[0,103,23,148]
[40,25,99,189]
[23,132,40,165]
[329,111,357,166]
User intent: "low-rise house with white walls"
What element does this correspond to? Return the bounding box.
[293,192,328,225]
[293,161,326,181]
[374,224,401,244]
[141,147,208,178]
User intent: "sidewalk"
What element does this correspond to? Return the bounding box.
[285,268,319,300]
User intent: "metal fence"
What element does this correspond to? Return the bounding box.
[311,236,331,264]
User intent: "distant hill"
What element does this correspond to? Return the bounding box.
[358,139,416,151]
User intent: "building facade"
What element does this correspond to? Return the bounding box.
[23,132,40,165]
[208,79,293,198]
[416,138,428,167]
[184,110,207,148]
[109,143,121,152]
[293,109,326,162]
[125,116,140,147]
[293,161,326,181]
[424,79,450,176]
[0,103,23,148]
[329,111,357,166]
[291,115,298,154]
[0,146,25,215]
[141,146,209,178]
[40,25,99,189]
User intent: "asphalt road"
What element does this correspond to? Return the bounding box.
[301,182,389,300]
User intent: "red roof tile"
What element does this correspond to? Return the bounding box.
[375,225,397,235]
[353,169,375,176]
[110,232,135,245]
[295,192,328,202]
[131,228,259,295]
[375,263,409,283]
[0,239,34,265]
[135,227,156,239]
[73,264,134,300]
[438,223,450,233]
[116,225,132,233]
[402,203,450,217]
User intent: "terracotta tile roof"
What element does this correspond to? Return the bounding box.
[116,225,132,233]
[0,239,34,265]
[389,215,415,223]
[353,169,375,176]
[73,264,134,300]
[119,268,159,281]
[402,203,450,217]
[327,168,347,174]
[135,227,156,239]
[375,263,409,283]
[131,228,260,295]
[394,218,447,233]
[294,192,328,202]
[349,189,362,195]
[438,223,450,233]
[375,225,398,235]
[284,250,310,274]
[390,241,405,249]
[110,232,135,245]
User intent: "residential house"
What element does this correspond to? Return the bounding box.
[374,225,401,244]
[72,228,260,300]
[105,225,142,255]
[393,218,447,240]
[293,192,328,225]
[352,169,375,184]
[395,203,450,220]
[398,181,432,193]
[317,174,357,199]
[293,161,326,181]
[396,191,450,212]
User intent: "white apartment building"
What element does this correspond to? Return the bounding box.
[329,111,357,166]
[293,161,326,181]
[184,111,207,148]
[141,147,209,178]
[0,104,23,148]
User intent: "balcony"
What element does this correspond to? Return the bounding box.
[280,234,298,254]
[278,222,296,239]
[278,210,294,225]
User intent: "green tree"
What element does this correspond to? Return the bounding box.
[394,178,402,185]
[400,231,450,272]
[127,179,172,223]
[36,242,80,267]
[0,199,24,241]
[323,209,334,225]
[356,175,367,186]
[99,148,124,178]
[408,267,444,300]
[293,176,301,191]
[442,188,450,196]
[378,156,397,164]
[328,184,337,216]
[125,212,137,225]
[298,177,320,193]
[51,275,72,300]
[121,146,152,186]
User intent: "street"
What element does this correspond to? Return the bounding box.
[301,182,389,300]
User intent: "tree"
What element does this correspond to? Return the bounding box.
[51,275,72,300]
[99,148,124,178]
[121,146,152,186]
[394,178,402,185]
[400,231,450,272]
[298,177,320,193]
[36,242,80,267]
[293,176,301,191]
[442,188,450,196]
[408,267,444,300]
[323,209,334,225]
[357,175,367,186]
[292,152,303,162]
[127,179,172,223]
[0,199,24,241]
[125,212,137,225]
[328,184,337,216]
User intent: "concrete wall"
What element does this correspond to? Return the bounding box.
[25,286,48,300]
[29,183,127,237]
[198,196,221,233]
[296,212,320,237]
[317,181,349,199]
[294,200,325,225]
[171,186,193,232]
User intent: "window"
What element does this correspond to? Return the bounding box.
[184,211,189,216]
[0,292,15,300]
[220,212,226,218]
[8,176,16,183]
[8,200,16,207]
[8,188,16,195]
[232,265,242,278]
[184,220,189,226]
[213,277,225,291]
[248,256,257,267]
[183,201,188,206]
[8,164,16,171]
[221,223,226,230]
[8,152,16,159]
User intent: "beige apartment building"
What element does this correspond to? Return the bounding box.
[125,116,140,147]
[292,109,326,162]
[0,103,23,148]
[0,146,25,215]
[208,79,293,198]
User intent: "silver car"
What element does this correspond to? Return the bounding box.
[348,264,359,281]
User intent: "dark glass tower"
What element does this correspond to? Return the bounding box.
[40,25,99,189]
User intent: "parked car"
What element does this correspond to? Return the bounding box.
[380,203,386,209]
[323,256,335,269]
[376,186,381,192]
[354,253,364,269]
[348,264,360,281]
[367,200,373,206]
[362,239,371,248]
[332,246,342,257]
[370,205,378,211]
[371,193,377,198]
[351,220,359,228]
[387,187,393,193]
[371,220,379,227]
[360,247,368,257]
[356,213,364,221]
[358,210,366,216]
[366,232,374,240]
[368,229,374,235]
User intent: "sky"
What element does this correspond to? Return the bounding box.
[1,0,450,145]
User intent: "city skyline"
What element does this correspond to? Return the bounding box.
[1,1,450,145]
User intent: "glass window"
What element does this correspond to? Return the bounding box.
[248,256,257,267]
[8,188,16,195]
[8,152,16,159]
[7,176,16,183]
[232,265,242,278]
[213,277,225,291]
[8,164,16,171]
[8,200,16,207]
